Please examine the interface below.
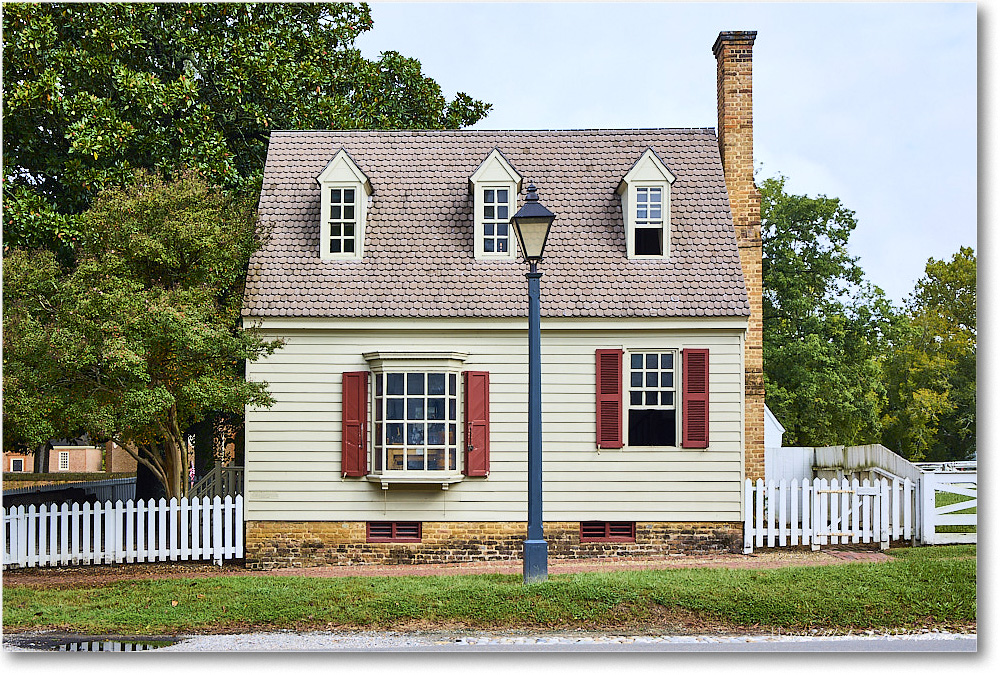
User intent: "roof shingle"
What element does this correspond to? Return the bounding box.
[243,129,749,319]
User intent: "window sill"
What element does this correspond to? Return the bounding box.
[366,472,465,490]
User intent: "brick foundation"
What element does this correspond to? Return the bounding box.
[245,520,743,570]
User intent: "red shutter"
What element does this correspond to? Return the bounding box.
[682,349,710,448]
[463,371,490,476]
[341,371,369,477]
[596,349,624,449]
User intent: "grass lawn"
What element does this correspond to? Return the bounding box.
[2,545,975,635]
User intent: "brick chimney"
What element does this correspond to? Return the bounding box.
[713,31,764,481]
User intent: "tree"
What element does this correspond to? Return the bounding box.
[881,247,976,461]
[2,172,281,497]
[2,2,490,256]
[761,177,892,446]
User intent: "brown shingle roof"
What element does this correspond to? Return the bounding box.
[243,129,749,318]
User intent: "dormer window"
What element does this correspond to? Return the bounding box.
[316,149,373,260]
[469,149,522,260]
[617,148,676,259]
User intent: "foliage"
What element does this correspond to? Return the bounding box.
[760,177,892,446]
[881,247,976,461]
[2,546,976,633]
[2,2,491,256]
[2,172,281,497]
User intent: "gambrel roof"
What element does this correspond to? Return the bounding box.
[243,129,749,318]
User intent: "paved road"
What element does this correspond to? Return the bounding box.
[4,631,976,653]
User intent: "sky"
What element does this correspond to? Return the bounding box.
[354,1,979,305]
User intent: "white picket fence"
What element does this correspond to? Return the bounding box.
[921,471,977,545]
[3,495,243,569]
[743,477,917,553]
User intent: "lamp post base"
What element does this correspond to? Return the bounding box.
[522,539,548,584]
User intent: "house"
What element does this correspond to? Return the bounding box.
[2,437,138,475]
[241,31,764,569]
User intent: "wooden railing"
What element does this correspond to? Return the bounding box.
[191,465,243,500]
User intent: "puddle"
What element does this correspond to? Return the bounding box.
[10,636,181,651]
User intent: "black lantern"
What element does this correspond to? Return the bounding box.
[510,183,555,263]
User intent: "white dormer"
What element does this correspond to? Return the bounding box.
[316,149,373,260]
[616,148,676,259]
[469,149,522,260]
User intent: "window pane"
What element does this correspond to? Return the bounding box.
[407,447,424,470]
[650,206,661,219]
[634,227,663,255]
[661,353,673,369]
[331,205,341,219]
[631,372,642,387]
[427,398,445,420]
[344,189,355,202]
[375,398,383,421]
[407,398,425,420]
[497,239,507,252]
[387,373,404,394]
[498,189,508,203]
[386,423,403,445]
[344,224,354,236]
[343,239,354,253]
[449,447,457,471]
[449,423,457,444]
[331,224,341,237]
[498,206,508,220]
[637,207,647,219]
[449,398,457,420]
[330,240,341,253]
[661,391,674,406]
[449,373,457,392]
[484,240,494,252]
[645,391,658,405]
[387,398,404,420]
[649,188,661,200]
[484,190,494,203]
[646,372,658,387]
[330,189,342,203]
[628,409,676,447]
[344,205,355,220]
[498,223,508,236]
[428,423,445,445]
[484,223,494,236]
[636,190,647,203]
[428,373,445,395]
[646,353,658,369]
[631,353,643,369]
[661,372,674,388]
[484,205,494,219]
[427,447,444,471]
[407,373,424,395]
[630,391,642,405]
[407,423,424,445]
[375,374,383,396]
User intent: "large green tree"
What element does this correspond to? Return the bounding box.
[881,247,976,461]
[2,172,281,497]
[761,177,892,446]
[2,2,490,256]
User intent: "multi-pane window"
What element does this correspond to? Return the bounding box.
[482,188,511,254]
[58,451,70,470]
[327,187,357,254]
[373,372,459,473]
[628,351,677,446]
[634,187,664,255]
[11,458,24,472]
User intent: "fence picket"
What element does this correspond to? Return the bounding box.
[224,495,234,560]
[743,479,753,554]
[169,498,179,561]
[212,496,223,565]
[778,480,787,547]
[754,478,764,548]
[181,497,190,561]
[236,495,244,558]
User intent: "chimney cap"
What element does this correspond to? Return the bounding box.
[712,31,758,56]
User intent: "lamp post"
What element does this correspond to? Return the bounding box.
[509,183,555,584]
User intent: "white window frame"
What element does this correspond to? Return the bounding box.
[617,148,676,259]
[58,451,70,471]
[625,348,680,448]
[11,458,24,472]
[317,149,373,260]
[362,351,469,488]
[469,149,522,260]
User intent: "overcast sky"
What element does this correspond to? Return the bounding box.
[355,1,979,304]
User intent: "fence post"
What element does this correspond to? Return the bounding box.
[921,472,936,545]
[743,479,753,554]
[754,478,764,549]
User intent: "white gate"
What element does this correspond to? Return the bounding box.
[921,471,977,545]
[743,477,916,553]
[3,495,243,569]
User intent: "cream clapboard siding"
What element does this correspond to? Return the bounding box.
[245,323,745,523]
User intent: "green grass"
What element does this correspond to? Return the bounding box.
[3,545,975,635]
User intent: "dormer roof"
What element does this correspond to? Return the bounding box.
[616,147,677,193]
[468,148,523,193]
[316,148,373,195]
[245,129,748,319]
